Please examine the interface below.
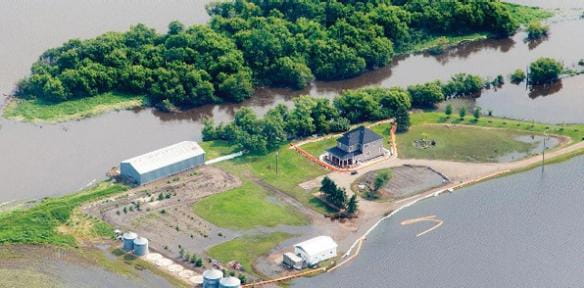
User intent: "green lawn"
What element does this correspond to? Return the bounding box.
[3,92,144,123]
[397,124,535,162]
[207,232,292,274]
[214,144,332,214]
[0,268,62,288]
[0,181,127,245]
[193,181,309,229]
[302,137,338,157]
[199,140,239,160]
[410,112,584,142]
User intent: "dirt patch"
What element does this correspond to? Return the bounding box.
[353,165,448,201]
[83,166,241,259]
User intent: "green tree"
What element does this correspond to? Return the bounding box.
[459,107,467,120]
[346,194,358,215]
[473,107,481,122]
[528,57,563,85]
[373,171,390,192]
[510,69,526,84]
[407,81,444,108]
[445,104,453,118]
[527,21,549,40]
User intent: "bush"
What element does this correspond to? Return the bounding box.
[407,81,444,108]
[443,74,485,97]
[511,69,526,84]
[526,21,549,40]
[528,57,563,85]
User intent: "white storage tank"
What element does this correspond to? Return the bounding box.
[219,276,241,288]
[133,237,149,256]
[122,232,137,251]
[202,269,223,288]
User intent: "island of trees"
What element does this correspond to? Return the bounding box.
[16,0,535,109]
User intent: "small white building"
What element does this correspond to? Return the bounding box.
[120,141,205,185]
[294,236,338,267]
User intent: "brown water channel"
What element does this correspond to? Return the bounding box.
[1,0,583,204]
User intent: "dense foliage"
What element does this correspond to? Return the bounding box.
[203,86,412,154]
[17,0,520,107]
[407,81,444,108]
[203,72,489,154]
[528,57,563,85]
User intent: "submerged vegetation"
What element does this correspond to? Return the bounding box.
[14,0,544,114]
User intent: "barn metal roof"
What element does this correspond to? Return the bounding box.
[121,141,204,174]
[294,236,338,256]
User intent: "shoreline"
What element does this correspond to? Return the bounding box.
[331,141,584,274]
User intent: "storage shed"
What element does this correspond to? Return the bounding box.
[294,236,338,267]
[120,141,205,185]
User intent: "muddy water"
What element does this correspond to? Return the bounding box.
[294,155,584,288]
[1,0,584,204]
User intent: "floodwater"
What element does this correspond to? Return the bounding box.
[294,156,584,288]
[0,245,175,288]
[0,1,583,204]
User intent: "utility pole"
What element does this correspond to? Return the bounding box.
[276,151,279,176]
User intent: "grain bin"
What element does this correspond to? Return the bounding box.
[202,269,223,288]
[122,232,137,251]
[219,276,241,288]
[133,237,149,256]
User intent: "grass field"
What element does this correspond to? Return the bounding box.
[3,92,144,123]
[409,112,584,142]
[207,232,292,274]
[397,124,535,162]
[0,181,127,245]
[193,181,309,229]
[214,145,332,214]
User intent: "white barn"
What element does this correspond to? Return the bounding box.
[120,141,205,185]
[294,236,338,267]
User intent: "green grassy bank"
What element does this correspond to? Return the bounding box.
[3,92,144,123]
[0,181,127,245]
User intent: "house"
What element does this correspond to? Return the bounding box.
[293,236,338,267]
[326,126,384,168]
[120,141,205,185]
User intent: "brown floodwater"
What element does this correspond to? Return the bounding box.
[1,0,583,203]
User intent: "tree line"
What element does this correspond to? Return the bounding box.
[203,73,488,155]
[16,0,519,107]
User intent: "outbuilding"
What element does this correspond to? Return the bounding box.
[294,236,338,267]
[120,141,205,185]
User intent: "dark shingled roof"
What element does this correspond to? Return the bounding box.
[337,126,382,146]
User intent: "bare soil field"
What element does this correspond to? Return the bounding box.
[353,165,448,201]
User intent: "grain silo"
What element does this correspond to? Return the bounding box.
[133,237,149,256]
[120,141,205,185]
[122,232,137,251]
[202,269,223,288]
[219,276,241,288]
